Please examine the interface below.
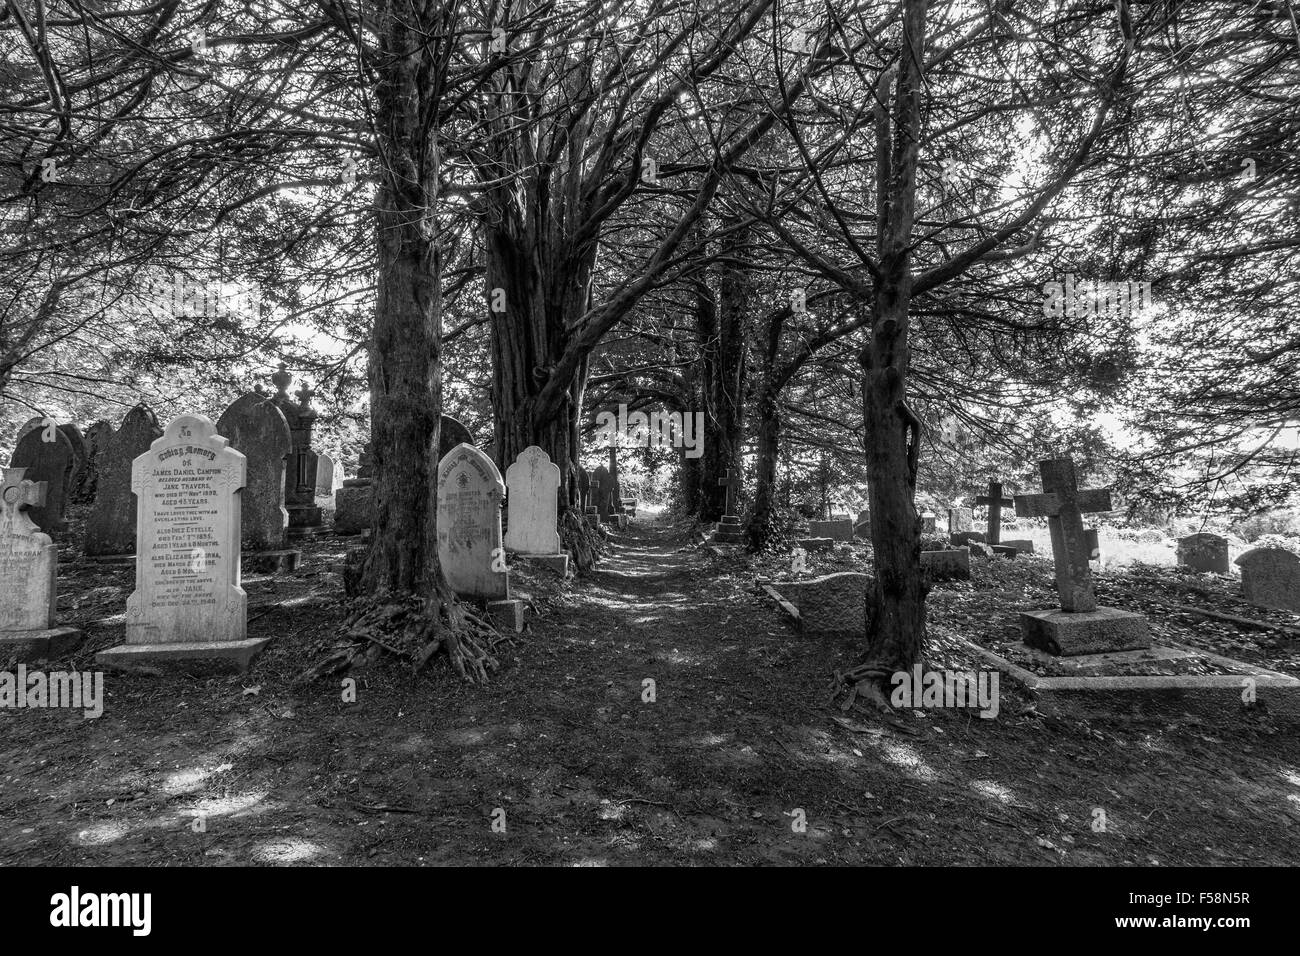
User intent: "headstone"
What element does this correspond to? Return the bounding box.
[1177,532,1230,575]
[315,453,336,497]
[577,467,590,512]
[920,511,937,534]
[15,416,46,444]
[975,480,1014,545]
[592,465,613,518]
[60,424,89,503]
[267,363,322,538]
[81,420,114,503]
[9,422,75,533]
[798,537,833,552]
[718,468,741,518]
[96,415,266,673]
[504,446,568,575]
[854,509,871,540]
[437,443,509,601]
[1084,527,1102,564]
[810,518,854,542]
[1235,548,1300,613]
[215,393,295,563]
[1013,458,1147,655]
[921,548,971,580]
[950,530,986,547]
[0,468,83,658]
[771,572,870,640]
[947,507,972,533]
[84,404,163,557]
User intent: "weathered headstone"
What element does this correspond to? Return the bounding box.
[592,464,613,519]
[809,518,854,542]
[315,452,337,497]
[1235,548,1300,613]
[81,420,114,503]
[920,511,937,534]
[975,480,1014,545]
[770,571,870,640]
[1013,458,1147,655]
[921,547,971,581]
[60,424,88,503]
[1177,532,1230,575]
[215,393,296,569]
[437,443,510,601]
[505,446,568,575]
[97,415,266,673]
[853,509,871,540]
[948,507,972,534]
[14,416,46,444]
[0,468,83,659]
[9,422,75,534]
[85,404,163,558]
[577,467,590,512]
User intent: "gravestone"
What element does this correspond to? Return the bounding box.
[592,465,613,519]
[577,467,590,512]
[97,415,266,673]
[798,537,834,552]
[771,572,870,640]
[1177,532,1230,575]
[437,443,510,602]
[712,469,744,544]
[921,547,971,581]
[809,518,854,542]
[0,468,83,659]
[948,507,972,534]
[81,420,114,503]
[1085,527,1102,564]
[854,508,871,539]
[505,446,568,575]
[920,511,937,534]
[85,404,163,559]
[1013,458,1148,655]
[267,364,322,538]
[216,393,297,571]
[15,416,46,444]
[9,422,75,534]
[1235,548,1300,613]
[315,453,337,497]
[976,480,1014,545]
[60,424,89,503]
[950,531,987,547]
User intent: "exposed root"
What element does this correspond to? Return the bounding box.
[830,662,895,713]
[561,508,604,574]
[298,595,512,684]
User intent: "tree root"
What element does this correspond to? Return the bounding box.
[298,595,511,685]
[831,662,895,713]
[561,508,604,574]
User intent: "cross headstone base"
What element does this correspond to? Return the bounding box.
[96,637,271,675]
[712,514,745,544]
[333,486,372,535]
[0,626,83,662]
[1020,607,1150,657]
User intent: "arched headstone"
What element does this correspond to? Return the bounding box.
[1236,548,1300,612]
[505,446,561,555]
[437,443,508,600]
[1177,532,1229,575]
[216,393,292,552]
[9,423,74,533]
[85,404,163,556]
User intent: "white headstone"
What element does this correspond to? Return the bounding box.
[437,443,508,600]
[505,446,561,555]
[125,415,247,645]
[315,452,336,497]
[0,468,55,632]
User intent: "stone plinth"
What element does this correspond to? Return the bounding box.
[1019,607,1151,657]
[771,572,869,640]
[809,519,854,542]
[921,548,970,581]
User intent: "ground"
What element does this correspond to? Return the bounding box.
[2,512,1298,866]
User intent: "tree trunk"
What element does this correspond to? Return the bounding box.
[746,385,781,550]
[358,0,446,599]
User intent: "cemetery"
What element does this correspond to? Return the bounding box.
[2,0,1299,880]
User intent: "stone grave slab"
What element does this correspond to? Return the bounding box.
[797,536,833,552]
[766,571,869,640]
[809,518,854,542]
[921,547,970,581]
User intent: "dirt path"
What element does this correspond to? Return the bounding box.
[2,518,1297,865]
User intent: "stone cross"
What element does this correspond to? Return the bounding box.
[1014,459,1112,612]
[975,480,1014,545]
[1,468,46,532]
[718,469,741,517]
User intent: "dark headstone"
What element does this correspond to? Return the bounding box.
[771,572,870,640]
[81,420,114,502]
[85,404,163,555]
[1177,532,1230,575]
[9,425,75,533]
[921,548,971,581]
[1235,548,1300,613]
[578,467,590,512]
[216,393,293,552]
[440,415,473,458]
[59,424,89,503]
[267,363,322,536]
[810,518,854,541]
[592,465,613,518]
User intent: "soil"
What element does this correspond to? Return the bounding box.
[2,515,1298,866]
